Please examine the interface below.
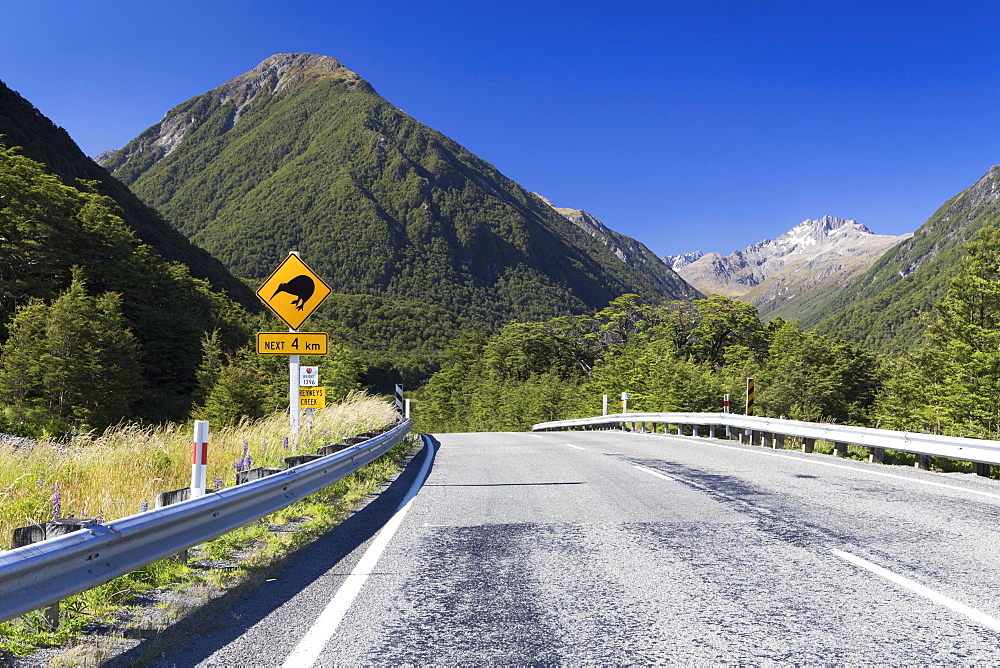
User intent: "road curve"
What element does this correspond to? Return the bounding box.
[135,430,1000,664]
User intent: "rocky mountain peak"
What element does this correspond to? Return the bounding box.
[210,53,364,121]
[772,215,872,253]
[97,53,367,168]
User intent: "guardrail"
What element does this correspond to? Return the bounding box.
[533,412,1000,473]
[0,420,412,624]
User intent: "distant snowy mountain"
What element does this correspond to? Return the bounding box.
[664,216,911,320]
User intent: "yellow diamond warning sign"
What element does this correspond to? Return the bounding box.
[257,254,332,330]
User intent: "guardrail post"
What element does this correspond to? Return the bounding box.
[870,447,885,464]
[709,424,716,438]
[750,430,761,446]
[915,454,932,470]
[155,488,192,563]
[802,437,815,453]
[761,432,773,448]
[10,518,96,629]
[775,433,785,450]
[692,425,699,437]
[833,442,848,458]
[974,462,991,477]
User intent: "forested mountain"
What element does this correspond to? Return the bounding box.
[99,54,699,371]
[804,166,1000,354]
[0,81,256,309]
[664,216,910,322]
[0,84,256,430]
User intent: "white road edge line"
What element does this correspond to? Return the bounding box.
[565,443,585,450]
[645,433,1000,502]
[831,549,1000,632]
[633,464,676,482]
[281,436,437,668]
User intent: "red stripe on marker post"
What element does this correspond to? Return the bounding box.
[190,420,209,498]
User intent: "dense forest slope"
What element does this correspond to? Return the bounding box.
[805,166,1000,354]
[0,84,253,425]
[0,81,257,309]
[101,54,699,351]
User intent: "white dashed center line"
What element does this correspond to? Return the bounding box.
[632,464,676,482]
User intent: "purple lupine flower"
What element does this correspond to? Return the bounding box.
[232,441,250,472]
[213,477,223,491]
[51,485,62,520]
[141,499,149,512]
[283,436,289,450]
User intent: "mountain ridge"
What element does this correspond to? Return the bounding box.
[537,195,697,298]
[665,215,911,320]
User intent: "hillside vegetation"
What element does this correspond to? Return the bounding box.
[0,81,256,309]
[806,166,1000,354]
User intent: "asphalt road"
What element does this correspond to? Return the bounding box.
[136,430,1000,665]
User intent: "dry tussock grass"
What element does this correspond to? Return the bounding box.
[0,391,396,545]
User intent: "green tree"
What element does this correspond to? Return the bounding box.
[876,223,1000,436]
[756,320,884,424]
[688,296,766,369]
[0,270,141,433]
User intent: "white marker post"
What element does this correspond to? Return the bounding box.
[190,420,209,499]
[724,393,731,437]
[602,394,608,416]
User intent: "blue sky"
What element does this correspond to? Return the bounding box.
[3,1,1000,258]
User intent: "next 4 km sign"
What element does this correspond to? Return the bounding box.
[257,332,329,355]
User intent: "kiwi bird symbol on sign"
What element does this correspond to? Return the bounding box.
[272,275,315,311]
